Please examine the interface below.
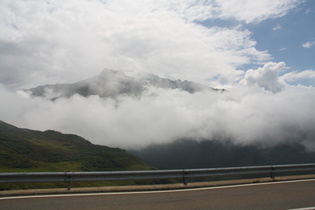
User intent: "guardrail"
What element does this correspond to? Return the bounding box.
[1,163,315,190]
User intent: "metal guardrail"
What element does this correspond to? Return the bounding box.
[1,163,315,189]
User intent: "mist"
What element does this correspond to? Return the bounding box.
[1,63,315,151]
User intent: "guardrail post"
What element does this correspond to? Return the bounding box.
[65,172,72,190]
[183,170,188,185]
[270,166,275,180]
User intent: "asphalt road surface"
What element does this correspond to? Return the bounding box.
[1,179,315,210]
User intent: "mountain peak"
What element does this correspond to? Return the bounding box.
[27,70,223,99]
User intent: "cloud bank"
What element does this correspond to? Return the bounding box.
[1,62,315,151]
[0,0,301,89]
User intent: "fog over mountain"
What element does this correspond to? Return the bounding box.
[1,63,315,152]
[27,69,221,100]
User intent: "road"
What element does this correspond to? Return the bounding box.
[1,179,315,210]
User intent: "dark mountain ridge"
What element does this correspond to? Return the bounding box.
[129,138,315,170]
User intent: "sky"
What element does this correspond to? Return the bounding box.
[1,0,315,150]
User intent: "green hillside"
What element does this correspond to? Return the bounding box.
[0,120,152,173]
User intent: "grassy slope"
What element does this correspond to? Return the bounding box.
[0,120,152,172]
[0,121,158,190]
[0,120,156,189]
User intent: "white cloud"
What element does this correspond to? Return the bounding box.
[273,24,281,31]
[302,41,315,48]
[281,69,315,82]
[0,0,301,89]
[241,62,286,92]
[213,0,301,23]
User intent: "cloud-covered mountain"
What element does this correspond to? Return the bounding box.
[27,69,222,100]
[1,64,314,152]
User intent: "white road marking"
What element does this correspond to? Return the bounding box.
[287,207,315,210]
[1,178,315,200]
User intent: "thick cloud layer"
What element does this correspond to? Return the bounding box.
[0,0,301,89]
[1,62,315,151]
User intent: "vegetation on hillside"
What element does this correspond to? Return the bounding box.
[0,120,152,173]
[0,120,156,190]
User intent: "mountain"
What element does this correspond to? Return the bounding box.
[129,139,315,170]
[27,69,223,100]
[0,120,152,173]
